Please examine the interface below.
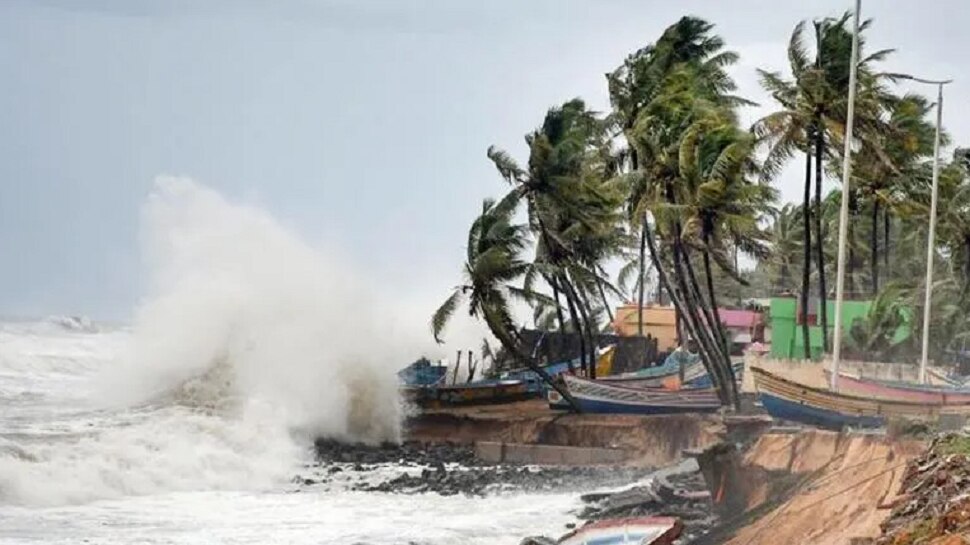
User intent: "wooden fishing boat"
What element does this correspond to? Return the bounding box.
[601,360,742,391]
[406,379,531,408]
[826,371,970,404]
[600,356,687,382]
[503,360,576,394]
[548,374,721,415]
[503,346,616,394]
[600,360,703,388]
[397,359,446,386]
[559,516,682,545]
[752,366,970,429]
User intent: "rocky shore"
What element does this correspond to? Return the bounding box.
[307,438,718,543]
[309,438,655,496]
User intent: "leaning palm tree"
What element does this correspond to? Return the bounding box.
[608,16,752,342]
[678,113,775,349]
[488,99,622,378]
[431,196,581,410]
[626,69,746,408]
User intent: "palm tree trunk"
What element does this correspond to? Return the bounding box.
[643,222,733,407]
[965,236,970,289]
[673,244,736,408]
[595,268,615,325]
[871,200,879,295]
[884,209,891,273]
[568,273,599,380]
[667,214,733,406]
[494,320,581,412]
[684,238,728,352]
[453,350,461,384]
[814,121,829,353]
[702,229,739,394]
[701,248,727,350]
[467,350,476,383]
[848,192,857,297]
[638,217,647,337]
[560,275,587,374]
[801,149,813,359]
[672,236,685,346]
[550,276,566,332]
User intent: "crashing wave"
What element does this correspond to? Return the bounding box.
[45,315,99,333]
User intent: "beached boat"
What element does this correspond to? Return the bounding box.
[601,360,742,390]
[600,360,702,388]
[558,516,682,545]
[548,374,721,415]
[826,371,970,404]
[752,366,970,429]
[503,360,576,394]
[406,379,531,408]
[397,359,447,386]
[503,346,615,393]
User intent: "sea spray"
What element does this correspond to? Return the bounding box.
[112,176,407,442]
[0,177,423,506]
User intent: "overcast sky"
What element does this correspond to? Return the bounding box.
[1,0,967,321]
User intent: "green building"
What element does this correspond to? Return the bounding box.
[769,297,875,360]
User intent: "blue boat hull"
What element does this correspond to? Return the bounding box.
[759,392,885,430]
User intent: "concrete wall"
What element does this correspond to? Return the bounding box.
[741,353,936,393]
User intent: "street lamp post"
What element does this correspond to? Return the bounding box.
[898,75,953,383]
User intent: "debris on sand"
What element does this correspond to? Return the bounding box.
[877,434,970,545]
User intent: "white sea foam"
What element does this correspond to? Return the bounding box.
[0,177,424,506]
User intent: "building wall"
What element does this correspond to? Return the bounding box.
[613,305,678,351]
[769,297,877,360]
[614,305,766,352]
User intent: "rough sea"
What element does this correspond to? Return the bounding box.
[0,318,583,544]
[0,179,583,544]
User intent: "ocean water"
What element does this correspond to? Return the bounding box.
[0,179,582,544]
[0,318,581,544]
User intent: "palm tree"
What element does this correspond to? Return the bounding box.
[935,154,970,292]
[854,94,936,293]
[431,196,581,410]
[675,111,775,395]
[765,204,803,294]
[608,16,751,344]
[755,22,816,358]
[487,99,622,378]
[756,12,893,356]
[845,283,913,362]
[627,72,751,407]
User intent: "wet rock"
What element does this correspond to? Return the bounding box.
[520,537,556,545]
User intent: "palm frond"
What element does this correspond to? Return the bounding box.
[431,289,464,343]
